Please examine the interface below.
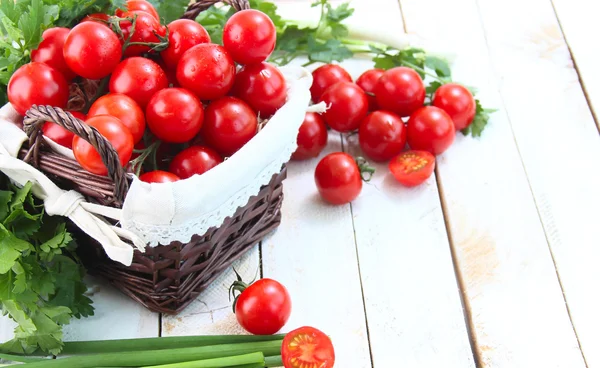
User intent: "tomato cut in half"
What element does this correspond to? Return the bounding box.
[388,150,435,187]
[282,326,335,368]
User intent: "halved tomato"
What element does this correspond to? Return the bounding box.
[281,326,335,368]
[388,150,435,187]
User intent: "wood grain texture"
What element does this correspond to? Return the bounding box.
[477,0,600,366]
[398,0,588,366]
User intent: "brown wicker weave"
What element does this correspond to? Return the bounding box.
[17,0,288,314]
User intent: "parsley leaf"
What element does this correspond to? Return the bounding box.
[151,0,190,23]
[461,100,496,137]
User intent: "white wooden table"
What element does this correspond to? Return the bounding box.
[4,0,600,367]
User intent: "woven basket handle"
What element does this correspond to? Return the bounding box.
[23,105,129,202]
[182,0,250,20]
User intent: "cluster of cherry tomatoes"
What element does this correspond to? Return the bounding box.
[7,0,289,183]
[291,64,477,205]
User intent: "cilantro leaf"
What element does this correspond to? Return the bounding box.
[425,55,451,79]
[153,0,190,23]
[461,100,496,137]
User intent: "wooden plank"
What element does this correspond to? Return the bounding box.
[261,131,372,368]
[475,0,600,366]
[398,0,588,366]
[162,246,260,336]
[340,60,475,367]
[552,0,600,128]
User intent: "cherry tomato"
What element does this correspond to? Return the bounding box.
[42,111,86,149]
[88,94,145,144]
[80,13,110,24]
[177,44,236,101]
[161,19,211,71]
[320,82,369,132]
[407,106,455,155]
[375,67,425,117]
[116,0,160,21]
[356,68,384,111]
[72,115,134,176]
[282,326,335,368]
[231,62,287,117]
[310,64,352,102]
[120,11,166,57]
[389,150,436,187]
[139,170,180,183]
[64,22,122,80]
[8,62,69,116]
[314,152,363,205]
[109,57,168,108]
[291,112,328,161]
[169,146,223,179]
[432,83,476,130]
[146,88,204,144]
[234,278,291,335]
[31,27,76,81]
[358,111,407,162]
[222,9,276,65]
[201,97,257,157]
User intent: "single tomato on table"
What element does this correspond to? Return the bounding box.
[291,112,328,161]
[315,152,369,205]
[375,66,425,117]
[358,110,407,162]
[232,278,292,335]
[282,326,335,368]
[432,83,476,130]
[231,62,287,118]
[42,111,86,149]
[139,171,180,184]
[320,82,369,133]
[407,106,455,155]
[356,68,384,111]
[88,93,146,144]
[201,97,257,157]
[389,150,436,187]
[31,27,76,81]
[223,9,276,65]
[8,62,69,116]
[310,64,352,102]
[169,146,223,179]
[72,115,134,176]
[146,88,204,144]
[161,19,211,70]
[109,57,168,108]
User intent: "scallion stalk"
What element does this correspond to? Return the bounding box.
[139,352,263,368]
[20,340,282,368]
[0,353,46,363]
[265,355,283,367]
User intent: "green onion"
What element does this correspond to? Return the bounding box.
[61,335,285,355]
[0,353,46,363]
[265,355,283,367]
[20,340,282,368]
[139,352,263,368]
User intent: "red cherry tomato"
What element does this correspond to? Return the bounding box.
[231,62,287,117]
[310,64,352,102]
[282,326,335,368]
[64,22,122,80]
[116,0,160,21]
[359,111,407,162]
[88,93,146,144]
[375,67,425,117]
[314,152,363,205]
[72,115,134,176]
[139,170,180,183]
[320,82,369,132]
[7,62,69,116]
[291,112,328,161]
[146,88,204,144]
[407,106,455,155]
[356,68,384,111]
[80,13,111,24]
[389,150,436,187]
[120,11,166,57]
[201,97,257,157]
[169,146,223,179]
[31,27,76,81]
[161,19,211,71]
[42,111,86,149]
[432,83,476,130]
[109,57,168,108]
[223,9,276,65]
[234,278,291,335]
[177,44,236,101]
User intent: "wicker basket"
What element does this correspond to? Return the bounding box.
[17,0,288,314]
